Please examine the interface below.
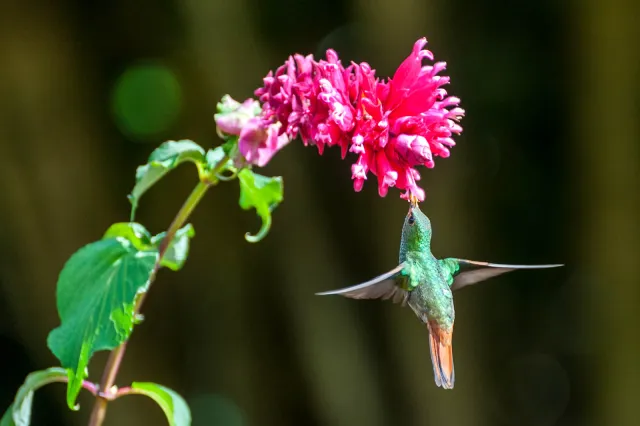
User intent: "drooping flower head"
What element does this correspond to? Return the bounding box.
[255,50,356,158]
[346,38,465,201]
[217,37,464,201]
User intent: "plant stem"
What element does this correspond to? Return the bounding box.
[87,180,211,426]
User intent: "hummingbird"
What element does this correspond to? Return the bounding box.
[316,200,562,389]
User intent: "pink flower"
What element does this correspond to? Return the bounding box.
[214,95,290,167]
[250,37,464,200]
[214,95,261,135]
[238,117,290,167]
[256,51,356,158]
[347,38,464,201]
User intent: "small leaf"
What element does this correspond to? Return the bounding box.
[1,406,14,426]
[103,223,153,251]
[104,223,195,271]
[204,146,236,181]
[2,368,68,426]
[47,238,158,409]
[150,224,196,271]
[237,169,283,243]
[131,382,191,426]
[221,138,238,157]
[205,146,226,170]
[129,140,206,217]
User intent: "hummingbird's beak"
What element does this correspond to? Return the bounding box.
[409,194,419,209]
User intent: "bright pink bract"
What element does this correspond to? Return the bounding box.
[226,37,464,201]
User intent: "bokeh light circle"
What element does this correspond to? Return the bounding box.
[111,61,182,140]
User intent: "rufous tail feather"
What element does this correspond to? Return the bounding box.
[427,323,455,389]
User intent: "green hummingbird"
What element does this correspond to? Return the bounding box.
[316,201,563,389]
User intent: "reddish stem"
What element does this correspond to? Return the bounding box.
[81,380,99,396]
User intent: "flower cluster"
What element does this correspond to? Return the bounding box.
[215,37,464,201]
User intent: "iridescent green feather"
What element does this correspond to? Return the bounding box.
[400,259,422,290]
[439,258,461,286]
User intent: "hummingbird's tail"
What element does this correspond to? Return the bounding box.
[427,323,455,389]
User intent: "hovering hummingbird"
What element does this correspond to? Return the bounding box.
[316,200,562,389]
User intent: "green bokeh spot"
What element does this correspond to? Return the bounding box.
[112,62,182,139]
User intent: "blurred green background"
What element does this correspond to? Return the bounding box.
[1,0,638,425]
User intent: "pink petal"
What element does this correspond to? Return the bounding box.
[238,119,290,167]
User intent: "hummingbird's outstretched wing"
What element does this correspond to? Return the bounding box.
[441,258,564,291]
[315,263,409,305]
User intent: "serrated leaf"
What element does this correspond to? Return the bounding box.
[131,382,191,426]
[150,224,195,271]
[237,169,283,243]
[47,239,158,409]
[129,140,206,217]
[103,223,153,251]
[1,368,68,426]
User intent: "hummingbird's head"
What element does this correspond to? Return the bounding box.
[401,202,432,253]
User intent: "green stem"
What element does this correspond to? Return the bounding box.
[87,180,211,426]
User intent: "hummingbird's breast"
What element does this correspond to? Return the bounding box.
[407,255,455,330]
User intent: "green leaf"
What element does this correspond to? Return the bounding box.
[150,224,195,271]
[47,238,158,409]
[131,382,191,426]
[204,146,236,181]
[103,222,153,251]
[1,406,14,426]
[1,368,68,426]
[103,222,194,270]
[221,138,238,157]
[129,140,206,218]
[237,169,283,243]
[205,146,226,170]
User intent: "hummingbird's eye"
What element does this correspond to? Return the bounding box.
[408,212,415,225]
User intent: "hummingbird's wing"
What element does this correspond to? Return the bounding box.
[315,263,409,305]
[442,258,563,291]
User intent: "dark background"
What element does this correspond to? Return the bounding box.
[1,0,638,425]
